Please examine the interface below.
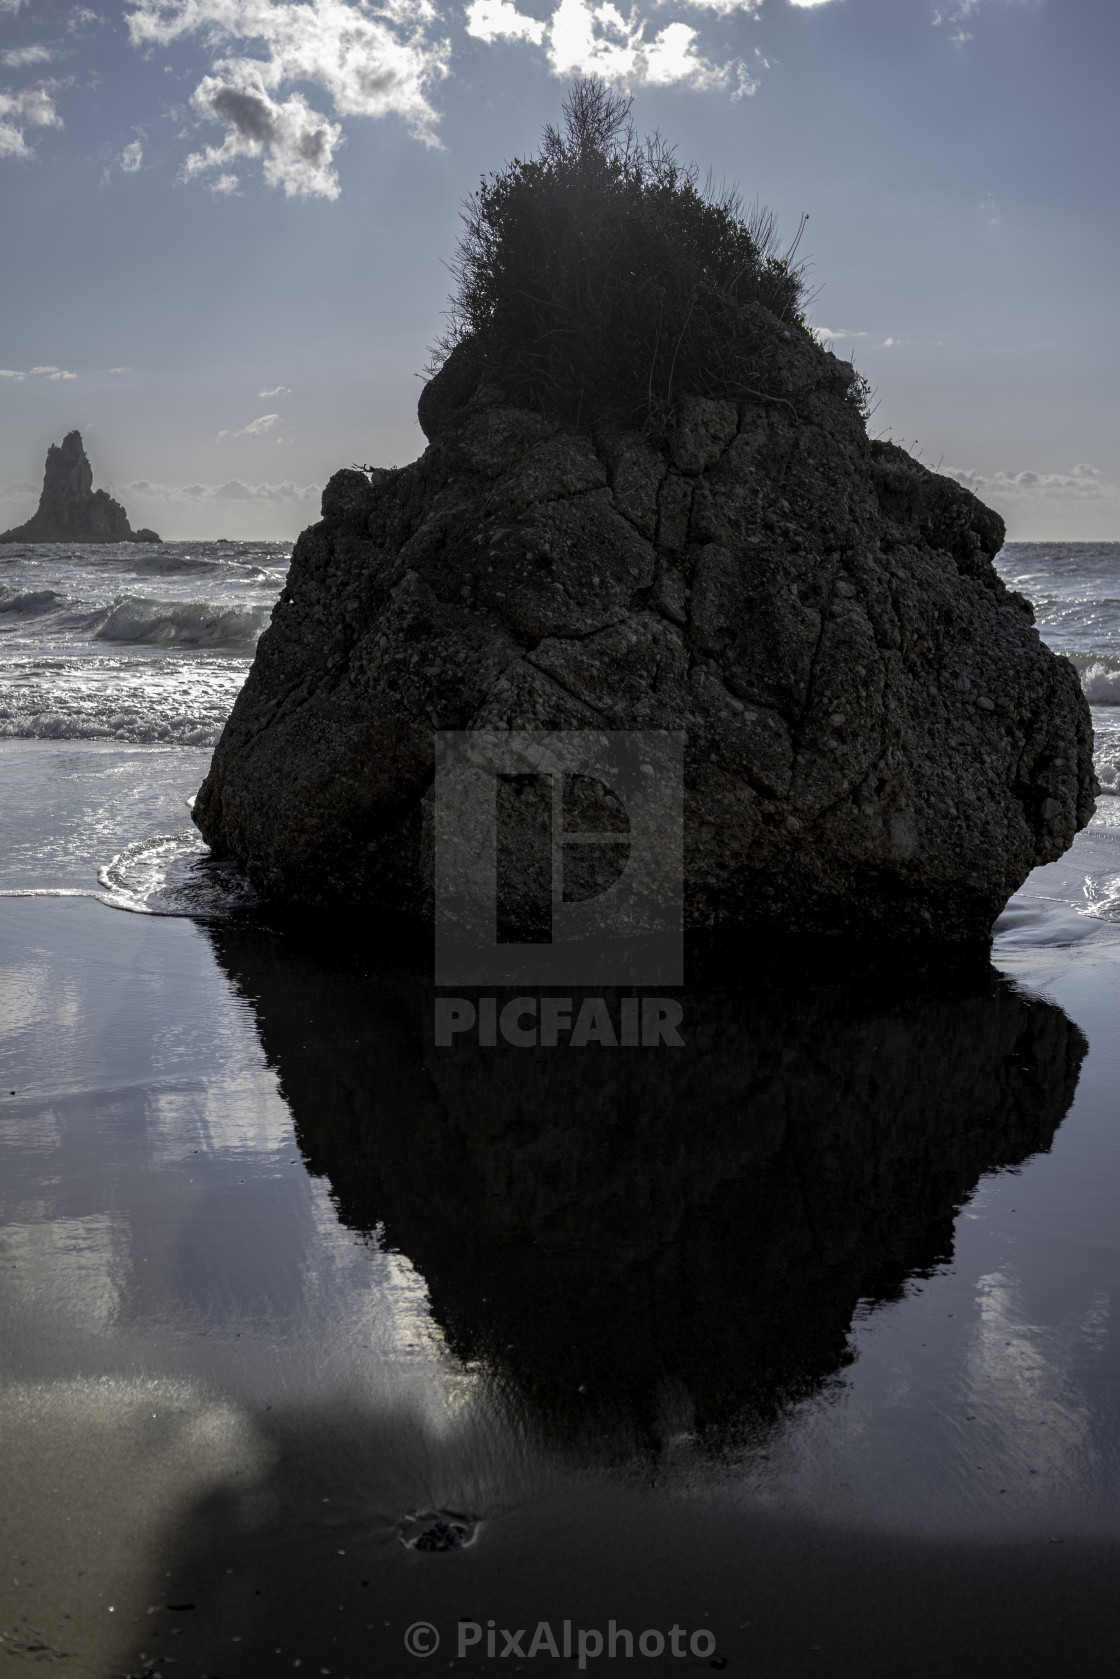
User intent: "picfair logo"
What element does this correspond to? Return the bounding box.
[433,730,684,987]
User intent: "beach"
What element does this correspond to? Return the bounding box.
[3,541,1120,1676]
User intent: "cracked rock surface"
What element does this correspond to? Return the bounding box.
[194,329,1096,942]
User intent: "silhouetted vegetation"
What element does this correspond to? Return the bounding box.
[431,79,810,432]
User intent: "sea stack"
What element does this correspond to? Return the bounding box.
[193,336,1095,943]
[193,91,1096,943]
[0,431,160,544]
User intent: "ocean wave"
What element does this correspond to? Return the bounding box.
[0,649,248,746]
[1081,662,1120,705]
[0,587,67,617]
[128,553,226,576]
[94,595,272,649]
[0,712,221,746]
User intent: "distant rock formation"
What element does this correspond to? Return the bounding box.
[0,431,160,544]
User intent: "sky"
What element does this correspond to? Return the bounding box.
[1,0,1117,541]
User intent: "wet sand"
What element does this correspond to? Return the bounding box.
[3,866,1120,1676]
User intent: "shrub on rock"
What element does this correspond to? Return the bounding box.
[431,78,822,434]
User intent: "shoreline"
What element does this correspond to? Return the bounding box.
[3,732,1120,1677]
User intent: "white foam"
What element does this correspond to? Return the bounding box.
[96,830,259,917]
[0,652,249,745]
[1089,708,1120,793]
[1081,662,1120,705]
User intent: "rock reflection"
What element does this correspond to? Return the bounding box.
[207,927,1085,1454]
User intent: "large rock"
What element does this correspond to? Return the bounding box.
[194,325,1096,942]
[0,430,160,544]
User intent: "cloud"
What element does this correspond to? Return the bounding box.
[932,0,981,20]
[812,325,902,349]
[979,190,1000,225]
[951,462,1117,502]
[258,384,291,397]
[239,412,281,435]
[102,134,145,182]
[0,0,29,13]
[109,366,132,373]
[810,325,868,342]
[183,75,344,198]
[2,46,53,67]
[467,0,750,92]
[465,0,545,44]
[217,411,282,440]
[105,1,1033,204]
[0,81,64,160]
[128,0,771,197]
[462,0,1038,116]
[932,0,1030,42]
[676,0,762,11]
[212,477,308,499]
[126,0,452,197]
[120,476,320,504]
[68,7,104,26]
[0,365,79,379]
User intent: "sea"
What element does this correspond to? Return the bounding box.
[0,537,287,914]
[1,536,1119,914]
[2,539,1119,1677]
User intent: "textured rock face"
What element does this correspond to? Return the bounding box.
[195,325,1096,942]
[0,431,160,544]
